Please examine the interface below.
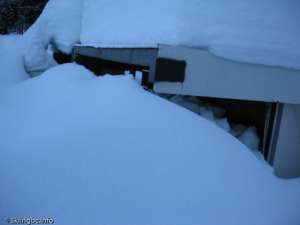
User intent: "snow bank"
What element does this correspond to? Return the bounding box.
[0,64,300,225]
[0,35,29,89]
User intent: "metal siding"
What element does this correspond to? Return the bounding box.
[273,104,300,178]
[154,45,300,104]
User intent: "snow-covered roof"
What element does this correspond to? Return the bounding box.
[80,0,181,48]
[24,0,300,71]
[80,0,300,70]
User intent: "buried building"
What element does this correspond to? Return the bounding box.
[72,44,300,179]
[24,0,300,178]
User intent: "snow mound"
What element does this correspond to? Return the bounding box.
[25,0,83,54]
[0,35,29,89]
[1,64,300,225]
[23,0,83,74]
[238,126,260,150]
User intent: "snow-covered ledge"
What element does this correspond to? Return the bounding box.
[22,0,83,75]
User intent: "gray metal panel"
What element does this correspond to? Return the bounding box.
[267,103,283,165]
[73,46,158,82]
[273,104,300,178]
[154,45,300,104]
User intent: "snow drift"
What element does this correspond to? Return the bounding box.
[0,64,300,225]
[0,35,29,89]
[23,0,83,74]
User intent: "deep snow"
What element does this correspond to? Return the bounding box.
[81,0,181,47]
[180,0,300,70]
[24,0,83,54]
[0,60,300,224]
[23,0,82,73]
[24,0,300,73]
[164,94,260,150]
[0,35,29,89]
[1,0,300,220]
[81,0,300,70]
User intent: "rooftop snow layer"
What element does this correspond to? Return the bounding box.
[23,0,83,73]
[23,0,300,72]
[80,0,300,70]
[24,0,83,54]
[81,0,181,48]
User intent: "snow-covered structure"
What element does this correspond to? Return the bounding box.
[24,0,300,178]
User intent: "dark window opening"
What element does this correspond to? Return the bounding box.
[53,51,72,64]
[195,96,278,157]
[155,58,186,82]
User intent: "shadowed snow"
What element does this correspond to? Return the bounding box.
[0,64,299,225]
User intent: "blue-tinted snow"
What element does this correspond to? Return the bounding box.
[24,0,300,71]
[0,61,300,225]
[22,0,82,73]
[81,0,300,70]
[0,35,29,89]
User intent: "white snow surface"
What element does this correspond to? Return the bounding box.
[22,0,83,73]
[238,127,260,150]
[81,0,181,47]
[0,35,29,89]
[0,60,300,225]
[81,0,300,70]
[24,0,83,54]
[24,0,300,71]
[180,0,300,70]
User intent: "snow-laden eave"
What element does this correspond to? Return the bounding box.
[80,0,300,71]
[74,41,300,74]
[23,0,83,74]
[23,0,300,75]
